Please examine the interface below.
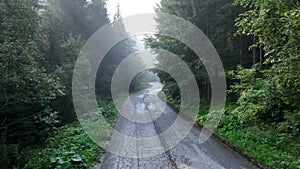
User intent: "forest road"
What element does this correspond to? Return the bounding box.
[96,82,259,169]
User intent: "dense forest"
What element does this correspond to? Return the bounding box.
[0,0,134,168]
[148,0,300,168]
[0,0,299,168]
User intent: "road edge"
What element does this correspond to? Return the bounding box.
[156,92,268,169]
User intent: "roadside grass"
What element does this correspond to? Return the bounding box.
[160,91,300,169]
[217,124,300,169]
[24,122,104,169]
[24,99,118,169]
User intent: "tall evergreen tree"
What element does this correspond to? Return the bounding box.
[95,4,139,95]
[0,0,63,146]
[147,0,252,99]
[41,0,110,121]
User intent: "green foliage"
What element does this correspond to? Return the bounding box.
[229,66,268,124]
[234,0,300,133]
[0,137,19,168]
[53,34,85,122]
[0,1,113,168]
[0,0,63,143]
[97,98,118,124]
[0,1,65,168]
[24,99,117,169]
[151,0,300,168]
[147,0,252,102]
[42,0,111,122]
[24,123,103,169]
[217,102,300,169]
[0,99,117,169]
[47,0,109,39]
[195,100,210,126]
[95,17,138,96]
[227,2,300,167]
[2,0,299,169]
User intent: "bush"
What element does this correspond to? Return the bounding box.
[24,123,103,169]
[0,137,19,168]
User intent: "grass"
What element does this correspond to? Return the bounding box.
[217,118,300,169]
[23,98,118,169]
[24,123,104,169]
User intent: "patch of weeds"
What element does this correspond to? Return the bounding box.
[24,122,104,169]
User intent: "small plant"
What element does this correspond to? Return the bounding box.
[24,123,104,169]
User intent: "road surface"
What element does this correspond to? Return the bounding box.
[96,83,259,169]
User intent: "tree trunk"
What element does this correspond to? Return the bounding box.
[206,1,209,38]
[259,44,264,67]
[252,36,258,65]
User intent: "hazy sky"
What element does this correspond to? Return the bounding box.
[106,0,161,21]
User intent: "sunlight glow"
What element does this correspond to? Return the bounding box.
[106,0,161,21]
